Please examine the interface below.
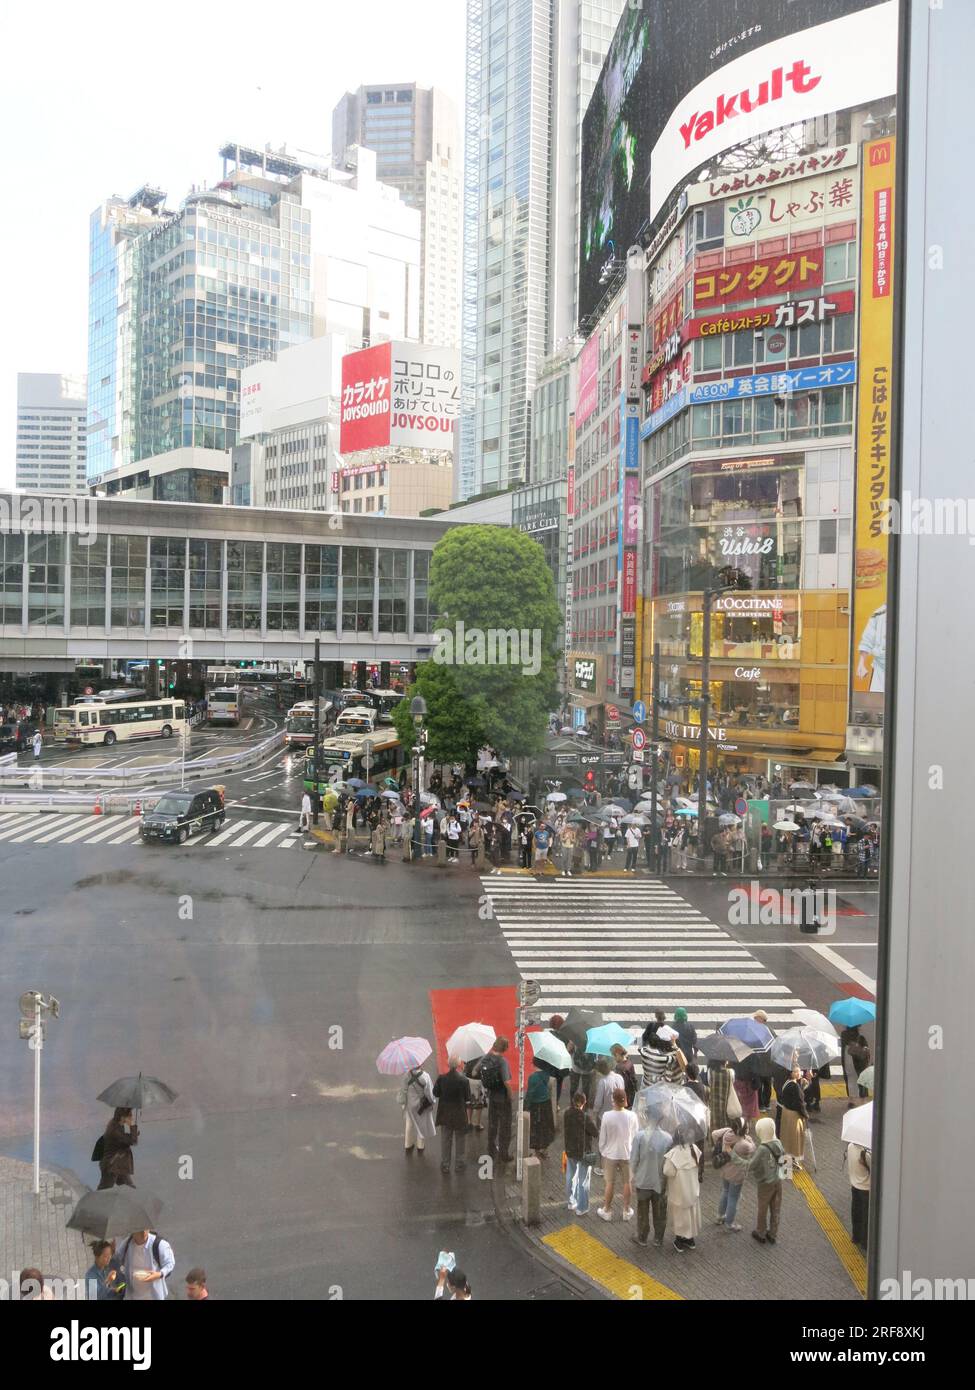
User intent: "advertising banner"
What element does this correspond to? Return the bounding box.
[852,137,896,695]
[688,291,855,338]
[622,548,638,617]
[340,342,392,453]
[239,378,266,438]
[624,413,640,471]
[578,0,897,324]
[623,473,640,546]
[723,167,859,246]
[688,361,855,404]
[684,143,859,207]
[340,342,459,453]
[576,334,599,427]
[693,250,823,309]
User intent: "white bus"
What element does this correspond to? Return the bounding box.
[207,687,242,726]
[205,666,241,687]
[336,705,376,734]
[54,698,188,747]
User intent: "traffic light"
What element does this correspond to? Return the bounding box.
[584,769,596,790]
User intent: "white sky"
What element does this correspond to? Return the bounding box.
[0,0,466,487]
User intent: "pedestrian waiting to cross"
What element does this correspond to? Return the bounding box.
[97,1107,138,1190]
[433,1056,471,1174]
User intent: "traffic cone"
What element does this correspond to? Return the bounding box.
[93,795,103,816]
[133,800,142,818]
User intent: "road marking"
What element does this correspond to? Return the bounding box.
[81,817,146,845]
[253,823,291,847]
[278,837,298,848]
[101,823,143,845]
[6,817,85,844]
[208,820,249,846]
[28,815,97,844]
[808,944,877,996]
[220,821,274,848]
[542,1226,682,1301]
[0,814,52,841]
[792,1168,867,1296]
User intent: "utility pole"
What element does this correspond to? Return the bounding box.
[515,979,541,1182]
[18,991,60,1194]
[312,638,321,825]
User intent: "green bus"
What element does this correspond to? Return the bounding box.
[303,732,403,794]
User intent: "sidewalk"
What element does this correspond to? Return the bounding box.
[497,1087,867,1302]
[0,1155,89,1288]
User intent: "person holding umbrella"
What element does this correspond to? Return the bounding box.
[630,1123,672,1248]
[524,1063,556,1158]
[398,1061,437,1156]
[777,1065,809,1168]
[97,1108,139,1190]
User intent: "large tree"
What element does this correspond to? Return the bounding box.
[427,525,561,758]
[391,660,484,768]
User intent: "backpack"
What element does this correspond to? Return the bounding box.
[763,1142,790,1181]
[476,1053,507,1093]
[91,1134,105,1164]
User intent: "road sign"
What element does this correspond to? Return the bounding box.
[520,980,541,1007]
[632,750,645,763]
[606,705,620,722]
[631,727,647,751]
[632,701,646,724]
[734,797,748,816]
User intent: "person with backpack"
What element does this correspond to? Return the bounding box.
[115,1229,175,1300]
[732,1115,787,1246]
[95,1108,138,1190]
[710,1117,755,1232]
[479,1037,513,1164]
[397,1064,437,1155]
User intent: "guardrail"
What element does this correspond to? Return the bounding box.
[0,727,285,798]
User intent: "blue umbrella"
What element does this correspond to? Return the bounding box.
[720,1017,774,1049]
[828,998,876,1027]
[356,787,379,799]
[585,1022,636,1057]
[346,778,367,789]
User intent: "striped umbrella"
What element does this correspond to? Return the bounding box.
[376,1036,432,1074]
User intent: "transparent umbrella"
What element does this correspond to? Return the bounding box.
[770,1028,840,1071]
[633,1082,709,1143]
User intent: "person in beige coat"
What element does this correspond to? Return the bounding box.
[663,1134,703,1252]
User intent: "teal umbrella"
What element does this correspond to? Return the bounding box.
[829,998,876,1027]
[527,1030,572,1071]
[586,1022,636,1057]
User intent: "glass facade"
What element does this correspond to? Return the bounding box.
[0,534,440,639]
[87,189,313,479]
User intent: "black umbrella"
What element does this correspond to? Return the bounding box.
[558,1007,605,1049]
[97,1074,178,1109]
[567,812,593,825]
[519,804,542,818]
[699,1032,754,1065]
[739,1050,775,1079]
[473,800,495,814]
[66,1188,163,1239]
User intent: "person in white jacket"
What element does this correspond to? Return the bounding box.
[663,1133,703,1252]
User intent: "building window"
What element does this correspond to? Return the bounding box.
[110,534,148,629]
[341,546,375,632]
[149,537,186,629]
[226,539,263,632]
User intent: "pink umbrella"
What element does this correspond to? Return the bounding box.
[376,1036,432,1074]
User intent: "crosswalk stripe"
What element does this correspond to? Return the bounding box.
[0,815,47,841]
[482,874,807,1030]
[218,821,273,848]
[254,823,291,847]
[58,817,132,844]
[82,818,144,845]
[100,823,144,845]
[208,820,251,846]
[6,817,86,844]
[29,815,100,844]
[278,837,298,848]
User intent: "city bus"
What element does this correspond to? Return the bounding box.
[303,732,403,794]
[335,705,377,734]
[207,686,243,726]
[54,698,188,747]
[284,702,333,748]
[372,689,405,724]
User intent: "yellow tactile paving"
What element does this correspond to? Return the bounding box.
[819,1080,849,1098]
[793,1167,867,1296]
[542,1225,683,1301]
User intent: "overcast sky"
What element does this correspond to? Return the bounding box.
[0,0,466,487]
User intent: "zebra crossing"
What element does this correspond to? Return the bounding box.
[0,811,303,852]
[482,874,807,1033]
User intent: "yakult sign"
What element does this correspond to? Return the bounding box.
[647,2,898,226]
[340,341,460,454]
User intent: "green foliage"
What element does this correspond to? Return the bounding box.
[427,526,561,758]
[391,661,484,768]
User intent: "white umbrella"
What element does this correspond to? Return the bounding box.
[841,1101,874,1147]
[602,803,627,815]
[419,791,441,807]
[793,1008,839,1036]
[622,812,650,825]
[817,814,847,828]
[771,1027,841,1070]
[773,819,800,832]
[546,791,568,802]
[445,1022,496,1063]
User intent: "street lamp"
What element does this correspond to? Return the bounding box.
[18,991,60,1194]
[410,696,427,863]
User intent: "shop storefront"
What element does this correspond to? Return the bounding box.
[567,652,606,730]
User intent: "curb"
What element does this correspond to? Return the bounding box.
[489,1165,608,1300]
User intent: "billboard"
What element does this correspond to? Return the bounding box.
[340,342,459,454]
[852,137,896,696]
[578,0,897,324]
[576,334,599,427]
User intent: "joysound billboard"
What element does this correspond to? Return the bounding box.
[578,0,898,325]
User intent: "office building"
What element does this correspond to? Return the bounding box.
[15,373,87,493]
[332,83,461,348]
[87,145,420,500]
[459,0,625,499]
